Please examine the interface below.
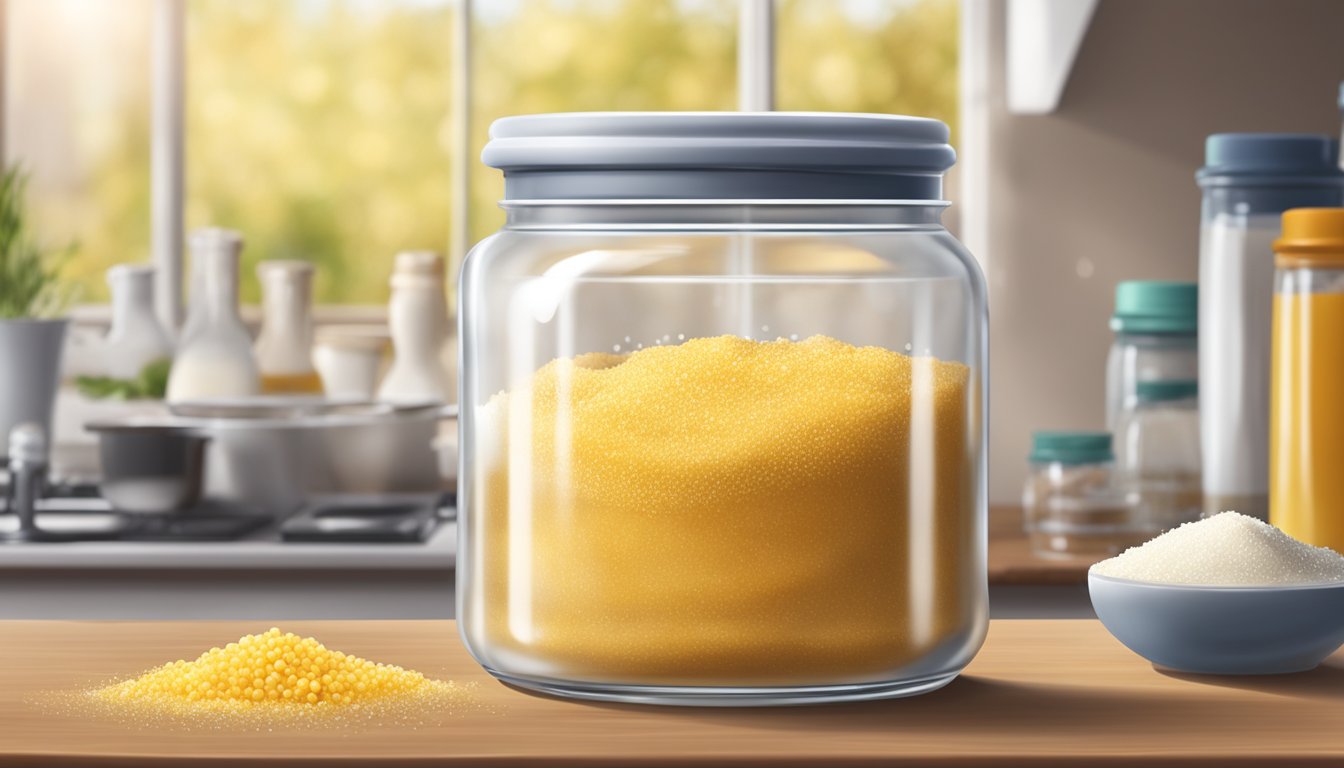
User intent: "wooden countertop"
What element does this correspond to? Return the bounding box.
[4,619,1343,765]
[988,505,1093,585]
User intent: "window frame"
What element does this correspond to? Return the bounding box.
[11,0,980,324]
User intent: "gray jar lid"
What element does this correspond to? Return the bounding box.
[482,112,956,201]
[1196,133,1344,188]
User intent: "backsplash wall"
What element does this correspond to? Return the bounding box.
[982,0,1344,503]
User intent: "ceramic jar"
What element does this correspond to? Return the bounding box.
[102,264,173,380]
[377,250,451,404]
[255,260,322,394]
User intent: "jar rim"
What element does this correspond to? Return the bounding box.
[483,112,956,203]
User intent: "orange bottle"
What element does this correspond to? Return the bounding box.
[1270,208,1344,551]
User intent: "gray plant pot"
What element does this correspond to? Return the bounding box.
[0,318,68,461]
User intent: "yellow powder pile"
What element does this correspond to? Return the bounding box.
[89,628,472,721]
[468,335,977,687]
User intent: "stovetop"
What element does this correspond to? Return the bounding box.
[0,478,454,545]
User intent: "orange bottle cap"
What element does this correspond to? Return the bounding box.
[1275,208,1344,266]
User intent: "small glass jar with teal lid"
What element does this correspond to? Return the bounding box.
[1023,431,1143,560]
[1104,281,1197,430]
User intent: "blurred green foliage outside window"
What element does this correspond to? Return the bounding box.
[4,0,957,306]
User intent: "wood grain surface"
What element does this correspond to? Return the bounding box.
[0,619,1341,765]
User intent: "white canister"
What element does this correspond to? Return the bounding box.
[377,250,451,404]
[102,264,174,380]
[255,260,321,394]
[314,325,389,401]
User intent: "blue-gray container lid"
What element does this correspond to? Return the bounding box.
[1197,133,1344,188]
[482,112,957,201]
[1029,431,1114,465]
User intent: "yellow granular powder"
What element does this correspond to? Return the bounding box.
[90,628,471,719]
[468,335,978,686]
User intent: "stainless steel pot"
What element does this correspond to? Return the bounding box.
[85,420,209,514]
[91,400,457,516]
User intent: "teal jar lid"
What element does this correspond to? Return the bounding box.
[1136,379,1198,403]
[1110,281,1198,334]
[1029,431,1113,465]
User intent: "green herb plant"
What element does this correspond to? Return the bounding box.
[0,166,73,319]
[75,358,172,401]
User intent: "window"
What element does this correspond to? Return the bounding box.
[4,0,959,311]
[471,0,737,242]
[777,0,958,140]
[3,0,153,304]
[186,0,457,305]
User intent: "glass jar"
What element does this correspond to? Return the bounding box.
[1022,432,1142,560]
[1115,380,1202,531]
[458,113,987,705]
[1197,134,1344,520]
[1104,281,1198,430]
[1271,208,1344,550]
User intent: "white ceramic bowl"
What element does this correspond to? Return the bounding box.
[1089,572,1344,674]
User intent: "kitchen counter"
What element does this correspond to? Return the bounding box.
[0,521,456,620]
[0,520,456,570]
[3,618,1342,765]
[0,508,1097,620]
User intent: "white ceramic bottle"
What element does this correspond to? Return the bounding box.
[166,228,260,401]
[377,250,450,404]
[254,260,322,394]
[102,264,174,379]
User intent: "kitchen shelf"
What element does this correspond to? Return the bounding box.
[3,618,1342,765]
[988,504,1093,585]
[1006,0,1099,114]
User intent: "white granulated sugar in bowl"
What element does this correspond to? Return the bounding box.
[1090,512,1344,586]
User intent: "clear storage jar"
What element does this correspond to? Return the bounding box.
[1022,432,1142,560]
[1104,281,1198,430]
[458,113,988,705]
[1270,208,1344,551]
[1197,134,1344,520]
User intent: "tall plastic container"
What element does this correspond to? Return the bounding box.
[1104,281,1197,430]
[458,112,987,705]
[1270,208,1344,551]
[1196,134,1344,520]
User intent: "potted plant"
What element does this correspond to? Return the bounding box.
[0,167,72,461]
